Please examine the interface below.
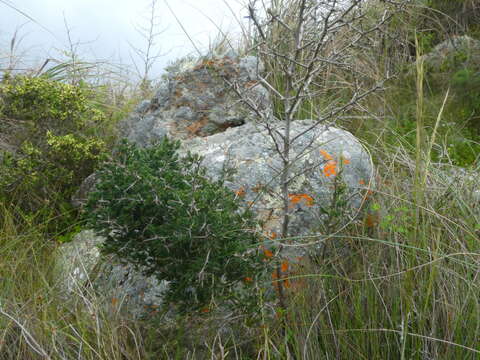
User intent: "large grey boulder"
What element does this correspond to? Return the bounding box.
[55,230,168,319]
[121,55,270,145]
[423,35,480,69]
[181,120,373,248]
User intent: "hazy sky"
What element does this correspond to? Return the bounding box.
[0,0,248,79]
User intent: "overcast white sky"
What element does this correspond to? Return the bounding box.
[0,0,248,79]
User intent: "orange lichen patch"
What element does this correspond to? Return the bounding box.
[205,59,217,67]
[319,149,334,161]
[359,179,366,185]
[272,267,291,290]
[186,117,208,136]
[263,248,274,258]
[235,186,246,197]
[340,156,351,165]
[252,183,264,193]
[365,213,379,228]
[193,59,218,71]
[288,193,314,207]
[263,231,277,240]
[363,189,375,201]
[174,88,183,98]
[323,161,337,177]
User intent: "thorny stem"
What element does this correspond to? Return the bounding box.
[242,0,404,314]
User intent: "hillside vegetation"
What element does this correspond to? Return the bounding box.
[0,0,479,359]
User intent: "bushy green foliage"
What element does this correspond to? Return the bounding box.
[0,75,106,141]
[0,75,111,232]
[374,38,480,167]
[451,67,480,113]
[0,132,106,216]
[424,0,480,38]
[85,138,262,311]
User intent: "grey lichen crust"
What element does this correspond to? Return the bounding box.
[120,54,270,146]
[181,120,374,246]
[55,230,168,319]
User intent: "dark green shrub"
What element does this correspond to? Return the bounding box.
[424,0,480,38]
[85,138,262,311]
[451,67,480,108]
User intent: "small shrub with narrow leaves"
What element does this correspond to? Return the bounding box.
[0,75,106,143]
[85,138,263,312]
[0,132,106,225]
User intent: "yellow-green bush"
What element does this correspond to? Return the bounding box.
[0,75,111,232]
[0,75,106,143]
[0,132,106,214]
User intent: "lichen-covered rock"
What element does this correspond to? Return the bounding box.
[55,230,168,318]
[66,45,376,316]
[423,35,480,69]
[180,120,374,253]
[71,172,99,208]
[121,55,270,146]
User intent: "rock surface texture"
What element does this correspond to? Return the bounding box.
[121,54,270,145]
[56,230,167,318]
[180,120,373,245]
[422,35,480,69]
[59,54,375,317]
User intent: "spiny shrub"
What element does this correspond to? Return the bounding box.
[85,138,263,312]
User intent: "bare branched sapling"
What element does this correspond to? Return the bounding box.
[230,0,406,307]
[129,0,167,97]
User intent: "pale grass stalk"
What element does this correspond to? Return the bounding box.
[0,307,52,359]
[302,291,343,359]
[422,88,450,187]
[414,31,425,232]
[319,328,480,355]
